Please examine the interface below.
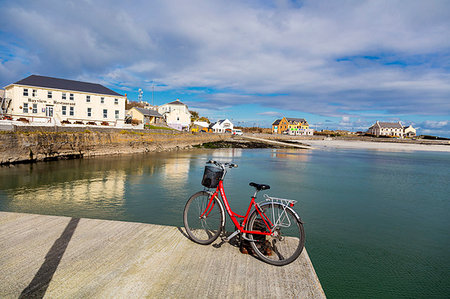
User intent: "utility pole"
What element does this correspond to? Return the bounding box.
[152,82,154,106]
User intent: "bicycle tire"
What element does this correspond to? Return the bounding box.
[183,191,224,245]
[246,202,305,266]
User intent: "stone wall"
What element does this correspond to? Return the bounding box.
[0,131,225,165]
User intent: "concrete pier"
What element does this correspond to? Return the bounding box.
[0,212,325,298]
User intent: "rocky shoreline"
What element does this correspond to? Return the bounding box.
[194,139,290,149]
[0,130,226,165]
[2,130,448,165]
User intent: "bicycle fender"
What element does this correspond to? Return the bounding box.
[258,201,304,224]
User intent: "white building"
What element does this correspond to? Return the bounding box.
[287,128,314,136]
[2,75,126,126]
[210,119,233,133]
[367,121,404,137]
[193,121,209,128]
[158,99,191,131]
[403,125,417,137]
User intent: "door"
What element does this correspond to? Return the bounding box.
[46,105,54,117]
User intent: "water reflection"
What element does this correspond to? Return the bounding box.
[162,158,190,183]
[5,171,126,218]
[0,148,448,298]
[211,148,242,160]
[271,149,311,161]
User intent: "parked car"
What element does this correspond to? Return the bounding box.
[232,129,243,135]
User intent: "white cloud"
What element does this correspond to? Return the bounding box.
[257,111,283,116]
[422,120,448,128]
[0,0,449,123]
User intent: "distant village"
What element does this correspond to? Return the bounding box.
[1,75,419,138]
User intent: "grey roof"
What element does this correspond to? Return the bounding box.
[133,107,163,117]
[378,122,403,129]
[166,99,186,106]
[286,117,307,123]
[12,75,123,97]
[272,119,281,125]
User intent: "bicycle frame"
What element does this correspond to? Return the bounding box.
[206,180,274,236]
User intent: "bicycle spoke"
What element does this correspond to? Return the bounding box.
[184,191,223,245]
[247,203,304,266]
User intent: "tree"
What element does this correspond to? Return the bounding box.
[126,100,147,110]
[198,116,210,123]
[190,110,199,122]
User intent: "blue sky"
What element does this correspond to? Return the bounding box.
[1,0,449,136]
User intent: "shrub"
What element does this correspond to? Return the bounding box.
[131,119,141,125]
[101,121,109,126]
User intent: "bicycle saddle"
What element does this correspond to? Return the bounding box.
[249,182,271,191]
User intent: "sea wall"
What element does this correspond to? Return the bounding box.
[0,130,225,165]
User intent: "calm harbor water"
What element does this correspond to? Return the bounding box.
[0,148,449,298]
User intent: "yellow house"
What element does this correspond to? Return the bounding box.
[272,117,309,134]
[272,118,290,134]
[272,119,281,133]
[128,107,164,125]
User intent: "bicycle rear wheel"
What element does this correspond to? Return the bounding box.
[247,203,305,266]
[183,191,224,245]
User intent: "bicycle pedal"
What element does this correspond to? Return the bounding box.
[213,240,225,248]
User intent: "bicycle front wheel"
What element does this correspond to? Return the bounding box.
[247,203,305,266]
[183,191,224,245]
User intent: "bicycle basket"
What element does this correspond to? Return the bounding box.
[201,166,223,188]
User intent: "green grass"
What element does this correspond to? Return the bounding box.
[145,125,174,130]
[120,130,144,136]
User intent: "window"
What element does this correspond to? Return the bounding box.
[87,108,92,117]
[103,109,108,118]
[86,95,90,102]
[48,91,52,99]
[62,106,67,116]
[23,89,28,96]
[114,98,118,105]
[23,103,29,113]
[115,110,119,119]
[62,93,66,100]
[70,93,74,100]
[70,106,74,116]
[32,89,37,97]
[32,103,38,114]
[101,97,104,104]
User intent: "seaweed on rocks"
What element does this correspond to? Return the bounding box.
[196,140,284,149]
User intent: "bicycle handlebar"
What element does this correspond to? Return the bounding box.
[207,160,238,168]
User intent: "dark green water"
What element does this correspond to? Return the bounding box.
[0,148,449,298]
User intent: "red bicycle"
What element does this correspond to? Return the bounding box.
[183,160,305,266]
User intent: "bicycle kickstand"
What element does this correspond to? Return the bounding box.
[224,230,240,242]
